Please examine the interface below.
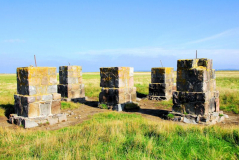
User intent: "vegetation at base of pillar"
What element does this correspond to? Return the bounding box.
[125,103,140,110]
[1,112,239,159]
[99,103,108,109]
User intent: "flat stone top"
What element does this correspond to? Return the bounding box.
[151,67,174,74]
[17,67,56,76]
[151,67,174,69]
[59,66,82,72]
[100,67,133,69]
[177,58,213,70]
[17,67,56,69]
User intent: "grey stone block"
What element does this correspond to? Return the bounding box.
[40,101,51,116]
[42,94,53,101]
[57,114,67,122]
[29,86,37,95]
[9,117,14,124]
[183,117,197,124]
[23,119,39,128]
[47,117,58,125]
[47,85,57,94]
[113,104,125,112]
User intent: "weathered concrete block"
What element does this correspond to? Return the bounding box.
[173,58,219,116]
[100,67,134,88]
[151,67,174,83]
[47,85,57,94]
[42,94,53,101]
[51,100,61,114]
[99,87,137,105]
[149,67,174,101]
[39,101,51,116]
[47,117,58,125]
[52,93,61,100]
[28,102,40,118]
[58,84,85,98]
[57,114,67,122]
[17,67,57,96]
[113,104,125,111]
[23,119,39,128]
[59,66,82,84]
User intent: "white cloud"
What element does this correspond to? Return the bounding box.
[3,39,25,43]
[76,48,239,60]
[77,47,179,57]
[185,28,239,44]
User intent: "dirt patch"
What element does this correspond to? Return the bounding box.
[0,98,239,130]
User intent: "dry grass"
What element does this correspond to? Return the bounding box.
[0,112,239,159]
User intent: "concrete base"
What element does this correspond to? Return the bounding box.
[169,111,228,125]
[62,97,86,103]
[9,113,67,129]
[98,102,138,112]
[148,95,171,101]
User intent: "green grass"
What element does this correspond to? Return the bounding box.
[61,101,81,110]
[167,113,174,119]
[1,112,239,159]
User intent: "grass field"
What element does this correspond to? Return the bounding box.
[0,71,239,159]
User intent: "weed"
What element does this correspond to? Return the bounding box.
[61,101,80,110]
[167,113,174,119]
[125,103,140,110]
[99,103,108,109]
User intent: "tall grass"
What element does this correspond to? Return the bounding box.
[0,112,239,159]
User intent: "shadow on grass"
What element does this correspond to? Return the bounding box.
[136,92,148,98]
[127,108,170,120]
[0,104,15,118]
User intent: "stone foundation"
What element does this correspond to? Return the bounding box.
[58,66,85,101]
[14,67,61,118]
[98,67,137,111]
[171,58,223,123]
[12,67,65,128]
[148,67,174,100]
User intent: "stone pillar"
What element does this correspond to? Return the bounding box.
[57,66,85,102]
[14,67,61,118]
[148,67,174,100]
[173,58,219,116]
[99,67,136,111]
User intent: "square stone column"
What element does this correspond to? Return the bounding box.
[58,66,85,102]
[173,58,219,116]
[14,67,61,118]
[148,67,174,100]
[99,67,136,111]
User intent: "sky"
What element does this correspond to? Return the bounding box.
[0,0,239,73]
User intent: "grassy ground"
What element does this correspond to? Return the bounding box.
[0,71,239,159]
[1,112,239,159]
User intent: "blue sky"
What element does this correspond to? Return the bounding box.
[0,0,239,73]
